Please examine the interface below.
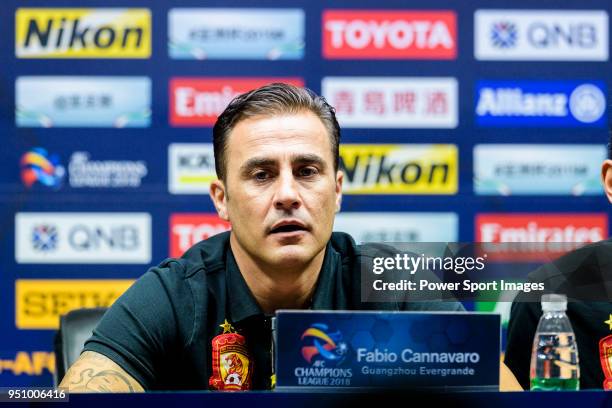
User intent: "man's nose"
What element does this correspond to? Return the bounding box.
[274,172,301,210]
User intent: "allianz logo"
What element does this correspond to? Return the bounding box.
[476,84,605,123]
[477,88,567,117]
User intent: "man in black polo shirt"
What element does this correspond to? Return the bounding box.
[504,139,612,390]
[59,83,466,392]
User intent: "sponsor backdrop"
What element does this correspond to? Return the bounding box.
[0,0,610,386]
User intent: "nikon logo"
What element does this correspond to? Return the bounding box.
[16,8,151,58]
[339,144,458,194]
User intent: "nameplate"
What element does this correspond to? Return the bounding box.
[274,310,500,390]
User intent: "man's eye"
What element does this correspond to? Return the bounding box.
[298,167,318,177]
[254,171,269,181]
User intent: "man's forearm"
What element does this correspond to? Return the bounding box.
[59,351,144,393]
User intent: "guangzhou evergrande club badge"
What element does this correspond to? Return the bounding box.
[209,319,253,390]
[599,335,612,389]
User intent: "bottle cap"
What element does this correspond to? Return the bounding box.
[541,293,567,312]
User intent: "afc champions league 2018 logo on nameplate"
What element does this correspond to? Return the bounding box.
[301,323,348,366]
[293,323,353,386]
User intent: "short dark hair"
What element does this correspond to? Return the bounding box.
[212,83,340,181]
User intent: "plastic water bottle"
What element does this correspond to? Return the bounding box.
[530,294,579,390]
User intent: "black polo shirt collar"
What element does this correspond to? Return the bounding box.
[225,237,342,323]
[311,240,342,310]
[226,248,264,323]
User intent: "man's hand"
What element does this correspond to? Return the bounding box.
[59,351,144,393]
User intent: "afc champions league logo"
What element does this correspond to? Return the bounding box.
[300,323,348,366]
[20,148,65,189]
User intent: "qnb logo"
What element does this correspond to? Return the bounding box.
[31,225,58,252]
[490,21,517,48]
[301,323,347,365]
[527,22,598,49]
[20,148,65,189]
[569,84,606,124]
[69,225,140,251]
[475,10,608,61]
[16,213,151,264]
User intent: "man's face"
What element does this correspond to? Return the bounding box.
[211,111,343,269]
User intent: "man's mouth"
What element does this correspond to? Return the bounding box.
[269,221,309,234]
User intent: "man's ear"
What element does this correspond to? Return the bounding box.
[601,159,612,204]
[209,179,229,221]
[335,170,343,213]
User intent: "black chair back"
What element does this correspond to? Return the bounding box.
[54,307,107,386]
